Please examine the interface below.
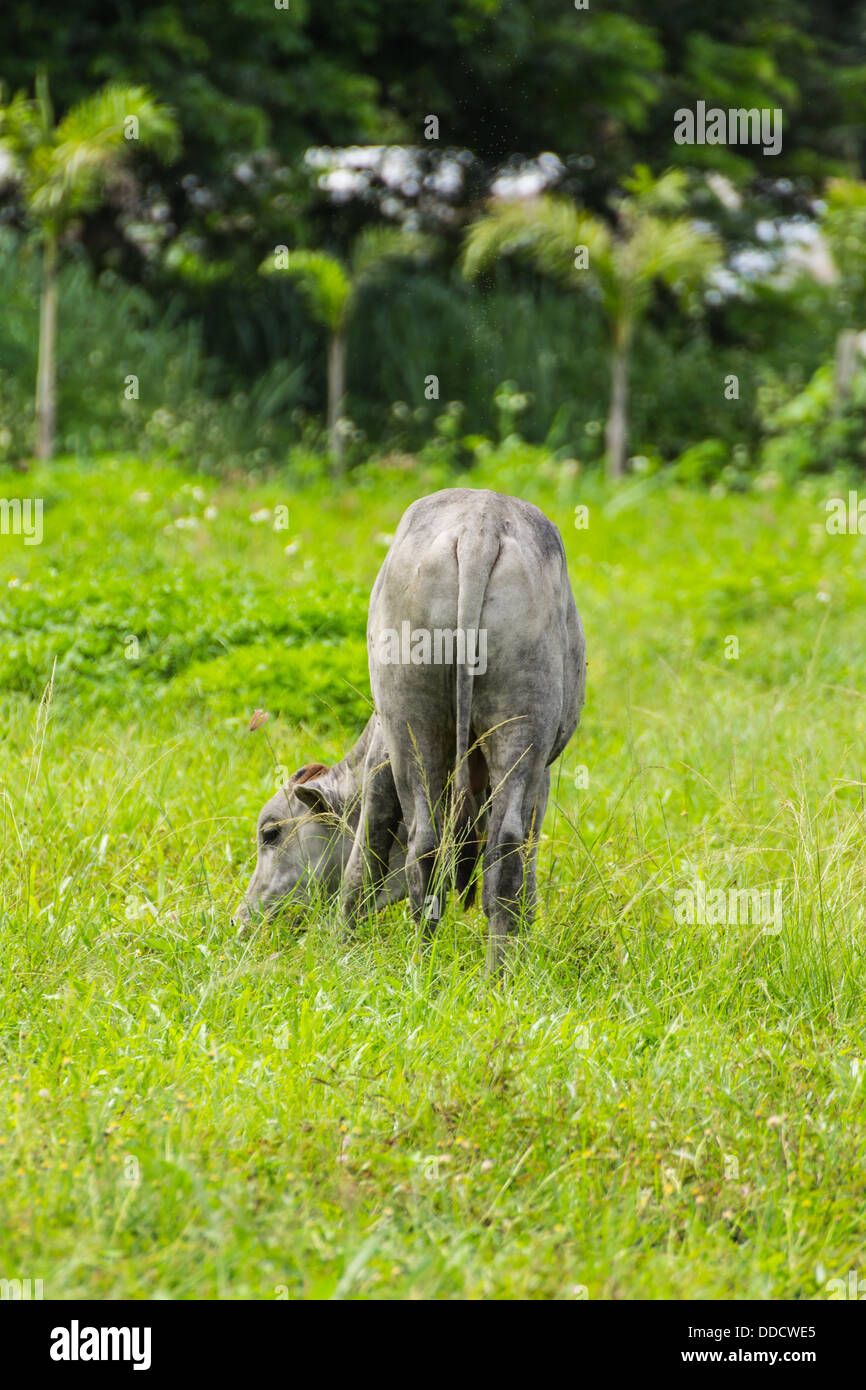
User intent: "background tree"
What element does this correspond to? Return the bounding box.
[2,0,855,382]
[462,169,721,477]
[260,227,431,474]
[0,75,178,458]
[0,3,862,471]
[819,178,866,409]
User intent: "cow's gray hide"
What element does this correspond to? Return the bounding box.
[234,715,405,926]
[238,488,585,973]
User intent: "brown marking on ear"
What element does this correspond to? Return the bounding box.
[291,762,330,786]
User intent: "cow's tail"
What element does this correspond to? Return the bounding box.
[453,526,499,899]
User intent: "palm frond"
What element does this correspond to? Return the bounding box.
[462,195,612,289]
[623,213,721,293]
[260,249,351,331]
[29,85,178,224]
[350,225,434,281]
[0,89,44,157]
[621,165,689,215]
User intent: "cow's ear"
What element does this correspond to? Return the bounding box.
[292,765,342,818]
[291,762,329,786]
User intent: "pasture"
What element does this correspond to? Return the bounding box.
[1,448,865,1298]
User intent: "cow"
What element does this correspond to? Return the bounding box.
[237,488,586,973]
[234,714,406,926]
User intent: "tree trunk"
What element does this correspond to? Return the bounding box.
[327,328,347,477]
[35,232,59,462]
[605,330,630,481]
[833,327,861,415]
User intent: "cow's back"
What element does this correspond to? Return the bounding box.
[369,488,585,768]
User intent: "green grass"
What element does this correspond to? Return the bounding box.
[1,446,866,1299]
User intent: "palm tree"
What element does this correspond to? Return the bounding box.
[0,75,178,460]
[261,227,431,475]
[462,168,721,479]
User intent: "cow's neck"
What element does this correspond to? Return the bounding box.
[329,714,379,829]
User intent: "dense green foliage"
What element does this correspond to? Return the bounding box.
[0,228,843,473]
[2,3,865,471]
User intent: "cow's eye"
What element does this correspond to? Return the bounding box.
[260,822,281,845]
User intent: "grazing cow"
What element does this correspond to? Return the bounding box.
[238,488,585,973]
[234,715,406,927]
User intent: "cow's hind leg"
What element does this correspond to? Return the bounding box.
[482,760,550,977]
[389,730,450,941]
[521,766,550,926]
[404,784,449,939]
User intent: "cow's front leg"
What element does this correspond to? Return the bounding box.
[342,780,402,932]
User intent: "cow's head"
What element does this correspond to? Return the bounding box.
[235,763,352,929]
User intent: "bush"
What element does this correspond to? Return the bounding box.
[757,361,866,478]
[673,438,730,484]
[0,232,311,469]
